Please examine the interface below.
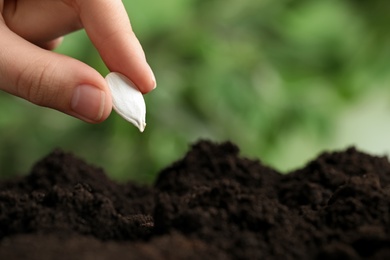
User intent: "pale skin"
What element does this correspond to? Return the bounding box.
[0,0,156,123]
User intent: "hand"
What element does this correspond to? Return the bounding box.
[0,0,156,123]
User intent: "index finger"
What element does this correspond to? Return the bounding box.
[76,0,156,93]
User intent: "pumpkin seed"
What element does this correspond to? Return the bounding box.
[105,72,146,132]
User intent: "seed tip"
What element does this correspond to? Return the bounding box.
[139,122,146,132]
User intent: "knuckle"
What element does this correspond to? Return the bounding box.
[15,61,57,107]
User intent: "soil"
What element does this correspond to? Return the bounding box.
[0,140,389,259]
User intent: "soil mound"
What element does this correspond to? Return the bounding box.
[0,140,389,259]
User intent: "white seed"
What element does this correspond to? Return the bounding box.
[105,72,146,132]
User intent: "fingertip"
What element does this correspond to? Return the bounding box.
[70,84,113,123]
[148,65,157,91]
[121,63,157,94]
[138,67,157,94]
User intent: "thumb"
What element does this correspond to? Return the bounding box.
[0,27,112,123]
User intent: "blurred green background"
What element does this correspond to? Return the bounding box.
[1,0,390,183]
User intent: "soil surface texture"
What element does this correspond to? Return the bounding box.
[0,140,389,259]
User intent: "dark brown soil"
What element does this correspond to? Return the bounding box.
[0,140,389,259]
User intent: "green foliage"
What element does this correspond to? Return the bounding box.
[1,0,390,182]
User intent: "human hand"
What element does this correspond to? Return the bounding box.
[0,0,156,123]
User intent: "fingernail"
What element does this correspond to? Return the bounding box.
[71,85,105,122]
[149,66,157,89]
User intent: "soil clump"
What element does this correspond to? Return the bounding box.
[0,140,389,259]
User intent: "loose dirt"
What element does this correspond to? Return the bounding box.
[0,140,389,259]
